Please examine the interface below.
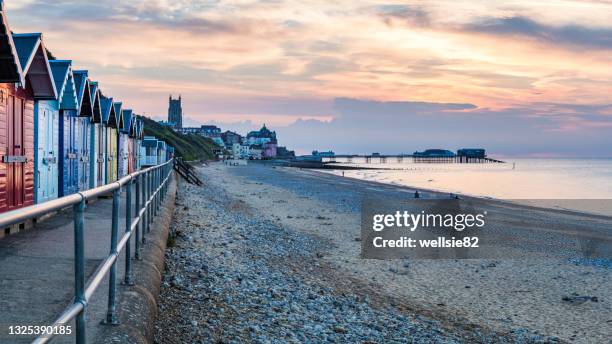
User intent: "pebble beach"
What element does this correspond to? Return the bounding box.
[154,162,611,344]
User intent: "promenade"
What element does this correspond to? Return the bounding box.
[0,176,177,344]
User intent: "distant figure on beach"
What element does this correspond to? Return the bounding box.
[414,190,420,198]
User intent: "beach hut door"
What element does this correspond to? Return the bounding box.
[6,96,26,209]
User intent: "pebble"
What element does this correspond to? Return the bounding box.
[154,169,559,344]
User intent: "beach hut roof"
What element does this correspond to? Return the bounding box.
[72,70,93,118]
[49,60,78,110]
[136,119,144,139]
[12,32,57,99]
[89,81,102,122]
[100,95,118,128]
[0,2,23,84]
[121,109,133,134]
[133,118,141,138]
[142,137,158,148]
[129,114,138,137]
[113,102,123,129]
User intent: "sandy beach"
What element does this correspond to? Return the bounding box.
[155,162,611,343]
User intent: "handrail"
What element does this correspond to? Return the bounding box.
[0,159,173,228]
[1,158,178,344]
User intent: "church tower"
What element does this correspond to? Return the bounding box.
[168,95,183,129]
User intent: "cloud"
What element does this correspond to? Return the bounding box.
[464,16,612,50]
[277,98,612,157]
[374,4,431,27]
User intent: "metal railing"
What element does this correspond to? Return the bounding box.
[0,158,175,344]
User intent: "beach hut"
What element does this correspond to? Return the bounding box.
[13,33,58,204]
[73,70,95,190]
[0,3,34,214]
[99,95,113,183]
[100,96,118,183]
[133,118,144,170]
[140,136,158,167]
[117,108,131,178]
[49,60,79,197]
[123,110,136,174]
[156,140,167,165]
[89,79,107,186]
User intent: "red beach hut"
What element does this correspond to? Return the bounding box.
[0,3,33,214]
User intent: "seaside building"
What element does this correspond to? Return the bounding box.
[200,125,221,137]
[249,145,263,159]
[73,70,94,191]
[457,148,486,159]
[179,125,219,136]
[263,141,277,159]
[13,33,60,204]
[232,143,250,159]
[222,130,242,148]
[50,60,79,198]
[312,150,335,158]
[276,146,295,159]
[168,94,182,130]
[246,124,276,146]
[413,149,455,157]
[179,125,225,147]
[0,17,36,213]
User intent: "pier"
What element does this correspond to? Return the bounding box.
[322,154,504,164]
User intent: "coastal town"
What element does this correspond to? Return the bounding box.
[158,95,295,160]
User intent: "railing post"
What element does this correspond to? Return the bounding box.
[148,170,152,231]
[135,174,141,259]
[154,168,159,214]
[124,179,134,285]
[149,169,153,229]
[74,198,87,344]
[103,187,120,325]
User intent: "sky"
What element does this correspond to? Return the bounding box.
[6,0,612,156]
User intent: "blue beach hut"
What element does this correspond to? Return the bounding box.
[73,70,94,190]
[89,79,108,186]
[49,60,79,197]
[13,33,59,204]
[100,96,118,183]
[133,118,144,170]
[118,108,132,177]
[109,101,122,182]
[140,136,158,167]
[156,140,167,165]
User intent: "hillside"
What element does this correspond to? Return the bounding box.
[140,116,218,161]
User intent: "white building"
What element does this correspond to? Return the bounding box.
[232,143,250,159]
[249,145,263,160]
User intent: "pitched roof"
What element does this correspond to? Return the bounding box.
[121,109,133,135]
[49,60,78,110]
[136,119,144,139]
[113,102,123,129]
[130,115,139,137]
[12,32,57,99]
[89,81,102,122]
[100,95,117,128]
[0,2,23,83]
[73,70,93,118]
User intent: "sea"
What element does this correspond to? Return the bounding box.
[322,158,612,215]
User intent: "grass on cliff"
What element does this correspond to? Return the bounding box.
[140,116,217,161]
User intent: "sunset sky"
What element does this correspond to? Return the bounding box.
[6,0,612,156]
